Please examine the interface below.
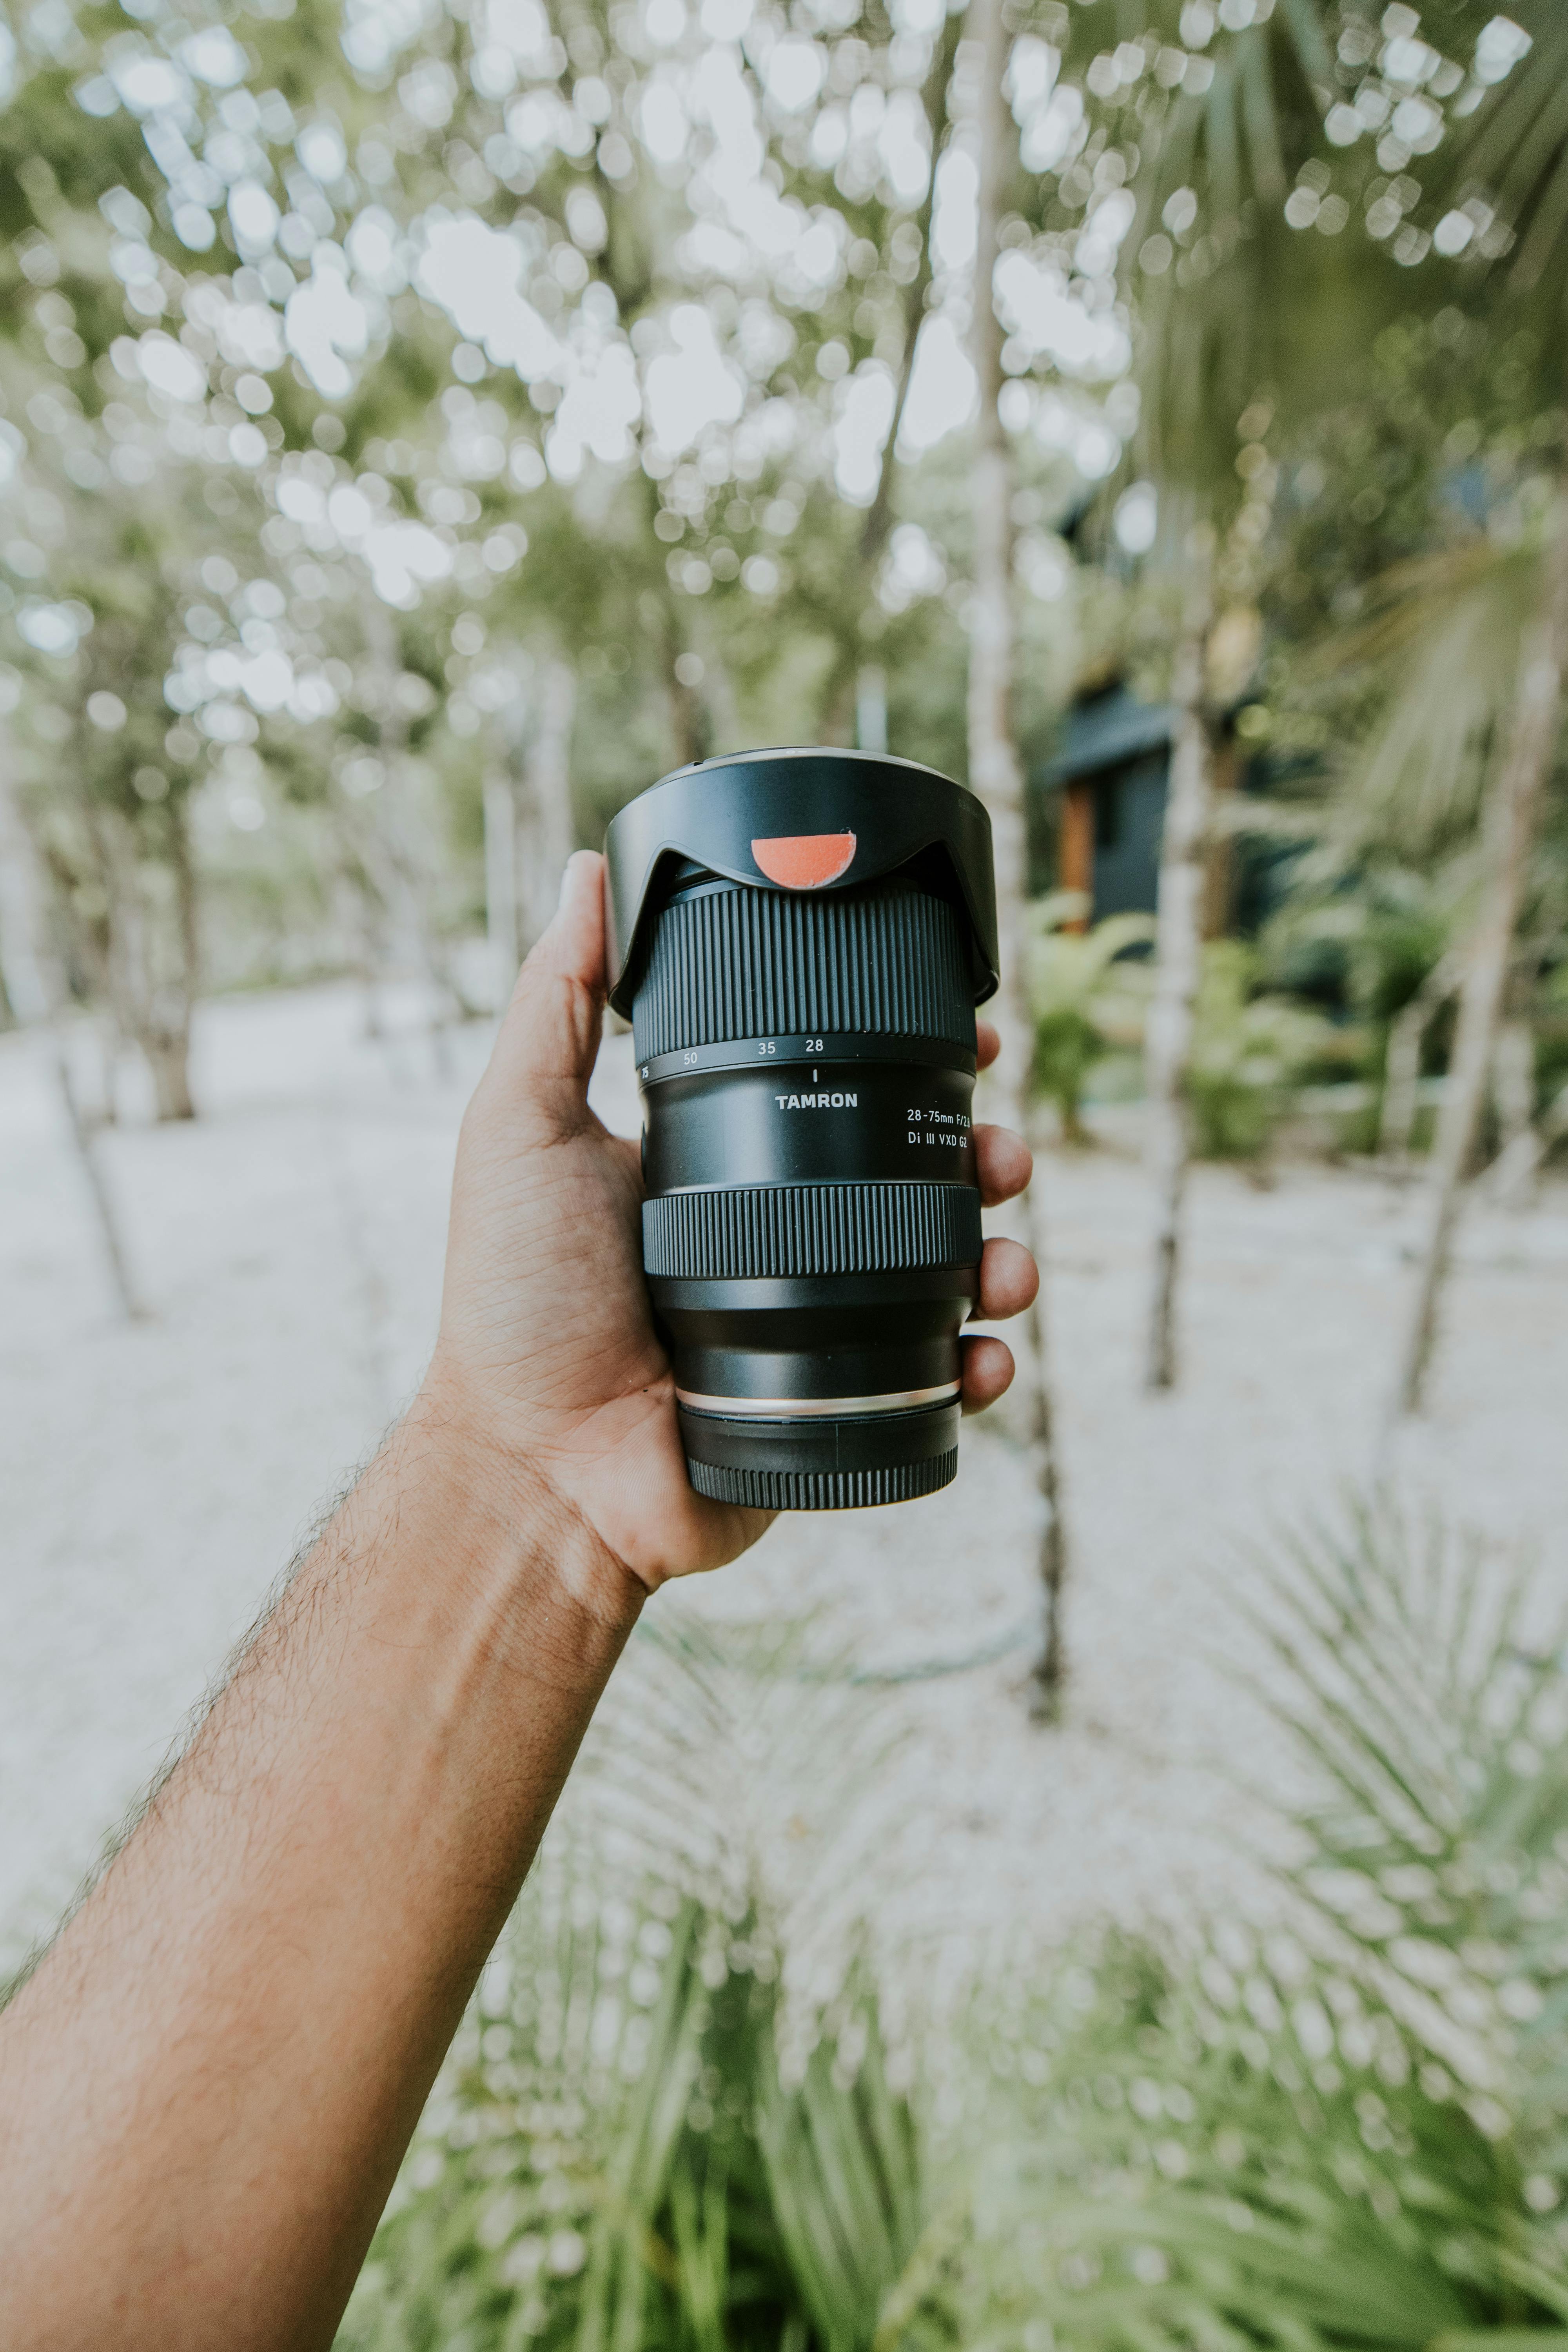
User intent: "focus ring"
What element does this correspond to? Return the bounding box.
[644,1181,982,1280]
[632,880,974,1061]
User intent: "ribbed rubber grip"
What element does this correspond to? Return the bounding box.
[632,880,973,1062]
[644,1181,981,1280]
[688,1452,958,1510]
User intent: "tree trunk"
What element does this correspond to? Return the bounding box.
[816,11,960,743]
[967,0,1067,1717]
[56,1038,149,1318]
[855,665,888,755]
[98,806,196,1122]
[362,595,463,1074]
[1378,951,1460,1163]
[1392,507,1568,1417]
[665,661,708,771]
[154,797,200,1122]
[692,610,742,756]
[142,1031,195,1123]
[1491,1009,1535,1163]
[1490,1075,1568,1207]
[1201,737,1240,939]
[0,753,147,1318]
[519,654,578,953]
[0,767,52,1031]
[1143,551,1216,1393]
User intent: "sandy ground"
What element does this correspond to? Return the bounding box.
[2,983,1566,1987]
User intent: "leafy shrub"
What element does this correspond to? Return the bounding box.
[1026,895,1154,1144]
[336,1881,926,2352]
[1186,941,1337,1160]
[344,1511,1568,2350]
[946,1506,1568,2347]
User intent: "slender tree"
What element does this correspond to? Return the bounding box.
[1378,954,1460,1163]
[967,0,1068,1712]
[812,12,962,746]
[1143,531,1217,1388]
[1376,0,1568,1408]
[1392,507,1568,1412]
[0,748,146,1317]
[1044,0,1394,1385]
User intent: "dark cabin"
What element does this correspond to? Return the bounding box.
[1029,679,1296,939]
[1031,682,1174,918]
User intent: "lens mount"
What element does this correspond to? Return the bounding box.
[678,1396,962,1513]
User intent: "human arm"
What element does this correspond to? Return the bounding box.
[0,851,1038,2351]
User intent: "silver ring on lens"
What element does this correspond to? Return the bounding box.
[675,1382,960,1421]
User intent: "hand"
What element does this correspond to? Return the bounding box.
[424,852,1039,1591]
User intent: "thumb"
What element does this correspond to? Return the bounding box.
[492,850,608,1127]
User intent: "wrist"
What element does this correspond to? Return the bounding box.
[398,1378,646,1644]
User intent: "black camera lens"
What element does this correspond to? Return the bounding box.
[604,748,998,1512]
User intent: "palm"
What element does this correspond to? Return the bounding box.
[438,1058,769,1588]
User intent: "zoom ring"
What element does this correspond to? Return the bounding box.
[632,881,974,1062]
[644,1180,982,1281]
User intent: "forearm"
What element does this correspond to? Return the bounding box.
[0,1396,642,2352]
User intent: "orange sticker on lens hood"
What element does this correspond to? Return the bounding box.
[750,832,857,888]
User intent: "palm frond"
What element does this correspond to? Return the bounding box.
[1319,544,1544,855]
[757,1988,925,2349]
[1441,6,1568,301]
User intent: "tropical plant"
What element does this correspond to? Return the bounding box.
[348,1503,1568,2348]
[1188,0,1568,1408]
[1025,895,1153,1143]
[1282,478,1568,1406]
[941,1502,1568,2346]
[334,1608,937,2352]
[1028,0,1396,1392]
[337,1875,928,2352]
[1181,936,1336,1160]
[1259,862,1459,1153]
[1377,9,1568,1415]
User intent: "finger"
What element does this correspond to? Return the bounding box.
[975,1235,1038,1322]
[974,1123,1032,1207]
[976,1019,1000,1072]
[960,1334,1014,1413]
[490,851,608,1123]
[531,848,607,995]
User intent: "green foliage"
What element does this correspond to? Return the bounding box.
[336,1874,929,2352]
[344,1508,1568,2350]
[940,1505,1568,2347]
[1275,869,1453,1025]
[1025,895,1154,1142]
[1185,938,1338,1158]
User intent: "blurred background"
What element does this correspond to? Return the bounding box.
[4,0,1568,2341]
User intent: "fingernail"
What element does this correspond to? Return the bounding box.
[555,851,592,917]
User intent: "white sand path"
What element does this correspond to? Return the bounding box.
[2,984,1564,1984]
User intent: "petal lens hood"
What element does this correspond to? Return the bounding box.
[603,747,998,1018]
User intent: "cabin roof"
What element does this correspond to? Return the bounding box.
[1036,684,1174,789]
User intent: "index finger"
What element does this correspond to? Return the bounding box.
[977,1018,1000,1072]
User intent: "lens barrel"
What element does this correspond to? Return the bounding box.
[604,749,998,1513]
